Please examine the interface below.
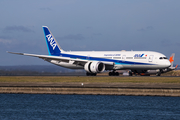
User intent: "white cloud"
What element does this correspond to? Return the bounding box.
[0,38,12,44]
[3,26,35,33]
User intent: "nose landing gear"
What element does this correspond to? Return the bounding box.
[156,69,163,76]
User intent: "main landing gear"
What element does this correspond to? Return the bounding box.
[86,72,97,76]
[109,70,119,76]
[156,72,161,76]
[129,71,133,76]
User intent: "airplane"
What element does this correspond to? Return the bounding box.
[130,53,178,76]
[8,26,171,76]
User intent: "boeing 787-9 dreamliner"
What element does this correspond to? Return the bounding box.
[8,26,171,76]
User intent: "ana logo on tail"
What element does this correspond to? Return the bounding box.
[46,34,57,50]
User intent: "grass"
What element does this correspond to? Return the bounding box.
[0,76,180,83]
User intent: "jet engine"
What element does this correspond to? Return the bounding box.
[84,61,105,73]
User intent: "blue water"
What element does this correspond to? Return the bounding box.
[0,94,180,120]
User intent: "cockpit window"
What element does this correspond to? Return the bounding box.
[159,57,168,60]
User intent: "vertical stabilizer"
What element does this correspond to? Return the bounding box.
[169,53,175,67]
[42,26,64,56]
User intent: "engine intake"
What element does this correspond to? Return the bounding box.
[84,61,105,73]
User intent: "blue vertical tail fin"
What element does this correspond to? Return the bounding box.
[42,26,64,56]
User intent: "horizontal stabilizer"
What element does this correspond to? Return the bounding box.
[7,51,24,55]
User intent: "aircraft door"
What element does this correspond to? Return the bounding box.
[122,55,126,61]
[149,55,154,62]
[87,54,90,60]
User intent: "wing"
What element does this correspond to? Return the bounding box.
[7,51,115,67]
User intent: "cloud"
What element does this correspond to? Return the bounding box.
[0,36,11,39]
[0,36,12,44]
[57,34,85,40]
[160,39,173,47]
[3,26,35,33]
[137,26,154,32]
[0,38,11,44]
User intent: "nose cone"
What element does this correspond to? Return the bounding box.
[166,60,171,67]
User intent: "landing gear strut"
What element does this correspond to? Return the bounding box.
[109,70,119,76]
[129,71,133,76]
[156,69,162,76]
[156,73,161,76]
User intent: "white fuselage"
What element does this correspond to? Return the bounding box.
[49,51,171,70]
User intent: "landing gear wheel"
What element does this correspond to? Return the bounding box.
[86,72,97,76]
[92,73,97,76]
[129,72,133,76]
[86,72,90,76]
[115,72,119,76]
[109,71,119,76]
[109,72,112,76]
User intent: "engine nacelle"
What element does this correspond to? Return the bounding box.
[84,61,105,73]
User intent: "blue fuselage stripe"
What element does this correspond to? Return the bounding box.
[54,53,155,65]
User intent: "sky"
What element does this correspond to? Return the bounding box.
[1,0,180,66]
